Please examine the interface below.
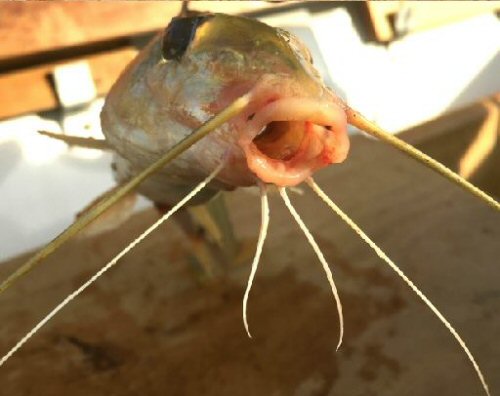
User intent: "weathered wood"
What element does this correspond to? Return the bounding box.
[0,131,498,395]
[401,96,500,199]
[0,2,289,119]
[0,3,179,62]
[0,2,286,63]
[0,48,138,119]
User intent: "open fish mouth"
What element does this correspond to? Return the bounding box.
[238,96,349,187]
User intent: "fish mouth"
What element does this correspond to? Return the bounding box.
[238,97,349,186]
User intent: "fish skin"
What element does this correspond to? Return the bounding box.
[101,13,348,206]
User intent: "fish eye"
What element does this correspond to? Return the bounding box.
[161,15,211,61]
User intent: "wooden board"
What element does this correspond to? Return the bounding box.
[0,131,498,395]
[0,1,291,120]
[0,3,179,62]
[401,95,500,199]
[0,48,138,119]
[0,1,288,63]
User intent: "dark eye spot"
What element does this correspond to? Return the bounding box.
[162,15,211,61]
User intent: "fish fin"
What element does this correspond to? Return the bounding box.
[38,130,110,150]
[344,105,500,211]
[307,177,491,396]
[0,93,251,296]
[188,193,239,260]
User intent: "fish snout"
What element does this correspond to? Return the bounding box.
[236,89,349,186]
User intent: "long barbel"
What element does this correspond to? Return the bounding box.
[345,106,500,211]
[0,95,498,296]
[0,94,251,296]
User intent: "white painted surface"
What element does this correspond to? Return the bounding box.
[0,113,115,261]
[310,9,499,131]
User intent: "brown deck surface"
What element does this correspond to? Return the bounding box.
[0,134,498,395]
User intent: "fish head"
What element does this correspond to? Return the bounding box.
[162,13,349,187]
[103,13,349,198]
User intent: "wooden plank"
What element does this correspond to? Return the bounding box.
[0,1,294,119]
[364,1,398,42]
[0,48,138,119]
[400,100,492,147]
[400,95,499,199]
[0,1,287,63]
[190,1,293,16]
[0,133,498,395]
[0,3,180,62]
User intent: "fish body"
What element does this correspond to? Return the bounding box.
[101,13,349,205]
[0,13,495,396]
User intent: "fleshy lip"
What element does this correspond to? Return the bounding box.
[238,97,349,186]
